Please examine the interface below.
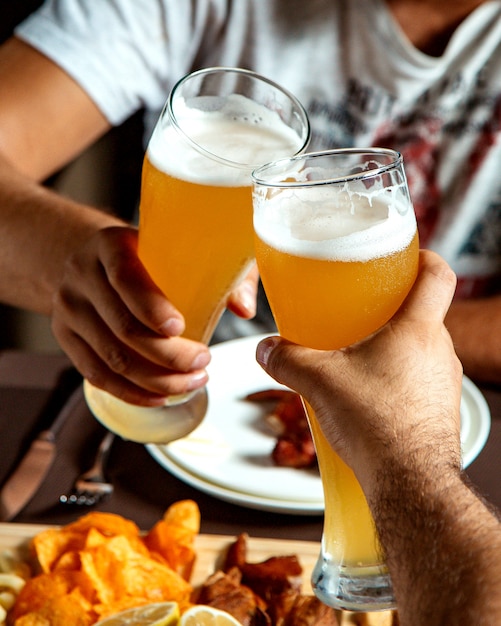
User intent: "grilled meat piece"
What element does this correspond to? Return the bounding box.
[220,534,339,626]
[193,567,269,626]
[244,390,317,469]
[282,595,339,626]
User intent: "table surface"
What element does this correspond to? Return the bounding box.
[0,350,499,541]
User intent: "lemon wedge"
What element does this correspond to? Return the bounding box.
[180,606,241,626]
[95,601,179,626]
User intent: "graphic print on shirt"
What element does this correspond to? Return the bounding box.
[305,66,501,296]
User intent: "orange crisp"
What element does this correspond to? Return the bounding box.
[9,501,200,625]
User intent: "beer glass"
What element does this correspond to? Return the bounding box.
[84,67,310,443]
[252,149,419,610]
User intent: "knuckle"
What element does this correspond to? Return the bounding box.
[102,345,133,376]
[113,309,139,340]
[52,284,76,316]
[106,256,130,288]
[83,367,104,389]
[64,250,89,281]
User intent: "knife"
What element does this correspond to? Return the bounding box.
[0,367,83,522]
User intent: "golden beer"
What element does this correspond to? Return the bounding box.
[138,96,305,344]
[253,149,419,609]
[83,68,310,446]
[254,233,419,351]
[255,230,419,564]
[139,156,254,343]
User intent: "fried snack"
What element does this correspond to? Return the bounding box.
[203,534,398,626]
[144,500,200,581]
[196,533,338,626]
[194,568,267,626]
[9,501,199,625]
[224,534,302,602]
[244,390,316,469]
[8,503,397,626]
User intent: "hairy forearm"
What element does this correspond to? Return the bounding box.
[369,463,501,625]
[446,296,501,385]
[0,154,123,314]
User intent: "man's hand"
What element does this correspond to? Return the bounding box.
[255,250,462,492]
[51,226,212,406]
[256,252,501,625]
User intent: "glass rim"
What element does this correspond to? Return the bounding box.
[251,147,403,187]
[165,66,311,170]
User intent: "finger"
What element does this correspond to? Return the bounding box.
[256,335,329,400]
[395,250,457,325]
[54,325,209,405]
[226,262,258,319]
[52,288,211,383]
[67,270,210,372]
[97,227,187,336]
[54,268,211,372]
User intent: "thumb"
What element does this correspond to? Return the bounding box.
[256,335,329,399]
[393,250,457,326]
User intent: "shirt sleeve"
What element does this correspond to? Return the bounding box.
[14,0,216,126]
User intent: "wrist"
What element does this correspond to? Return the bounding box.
[358,432,462,509]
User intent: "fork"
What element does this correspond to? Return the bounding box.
[60,431,115,506]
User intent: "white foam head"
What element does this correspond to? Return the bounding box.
[148,94,303,187]
[253,184,417,262]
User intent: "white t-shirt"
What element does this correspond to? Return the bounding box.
[16,0,501,298]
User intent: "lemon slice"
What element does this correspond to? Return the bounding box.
[180,606,241,626]
[95,601,179,626]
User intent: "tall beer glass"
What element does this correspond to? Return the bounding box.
[84,67,310,444]
[252,149,419,611]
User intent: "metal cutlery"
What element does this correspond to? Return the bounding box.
[60,430,115,506]
[0,368,83,522]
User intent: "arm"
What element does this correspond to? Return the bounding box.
[0,38,214,405]
[256,251,501,625]
[446,295,501,385]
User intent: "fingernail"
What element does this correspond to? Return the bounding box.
[160,317,184,336]
[256,337,279,367]
[191,351,211,370]
[187,370,209,390]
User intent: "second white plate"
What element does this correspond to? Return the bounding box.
[148,334,491,514]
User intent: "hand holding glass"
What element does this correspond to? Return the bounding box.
[252,149,419,611]
[84,67,310,443]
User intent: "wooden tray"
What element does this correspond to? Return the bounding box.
[0,524,394,626]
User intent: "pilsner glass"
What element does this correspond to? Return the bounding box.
[84,67,310,444]
[252,148,419,611]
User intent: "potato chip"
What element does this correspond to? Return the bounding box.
[81,535,191,605]
[144,500,200,580]
[163,500,200,534]
[32,529,85,574]
[64,512,140,539]
[10,502,200,626]
[10,614,50,626]
[9,571,92,622]
[144,523,196,580]
[50,549,82,573]
[17,588,94,626]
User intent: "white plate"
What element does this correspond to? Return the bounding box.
[148,334,491,514]
[460,375,491,468]
[147,445,324,515]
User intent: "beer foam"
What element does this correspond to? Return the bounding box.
[148,94,303,186]
[253,186,417,262]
